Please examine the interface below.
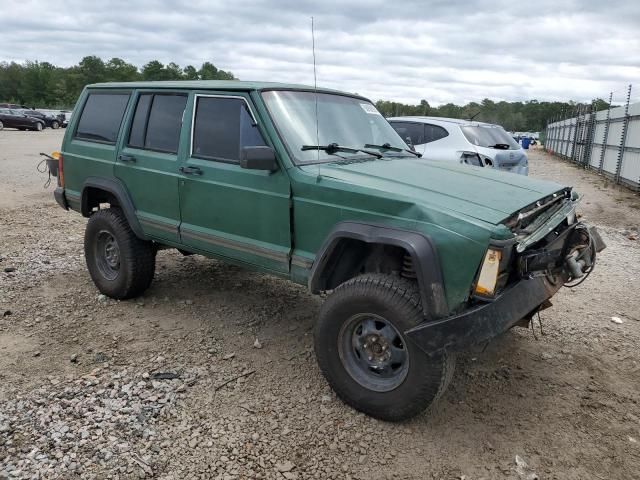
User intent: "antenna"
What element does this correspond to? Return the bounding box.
[311,16,320,166]
[469,110,481,121]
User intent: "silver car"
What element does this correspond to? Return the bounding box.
[388,116,529,175]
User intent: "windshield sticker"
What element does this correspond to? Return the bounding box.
[360,103,381,115]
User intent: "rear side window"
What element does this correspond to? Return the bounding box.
[128,94,152,148]
[389,122,424,146]
[192,96,266,162]
[127,93,187,154]
[75,93,130,143]
[424,124,449,143]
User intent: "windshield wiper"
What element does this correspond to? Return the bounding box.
[364,142,422,157]
[487,143,511,149]
[301,142,383,159]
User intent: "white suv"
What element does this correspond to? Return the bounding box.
[388,116,528,175]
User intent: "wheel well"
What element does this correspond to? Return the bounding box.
[314,239,412,292]
[81,187,120,217]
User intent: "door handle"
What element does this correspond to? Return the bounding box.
[179,166,203,176]
[118,154,136,163]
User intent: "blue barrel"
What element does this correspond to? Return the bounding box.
[521,137,531,150]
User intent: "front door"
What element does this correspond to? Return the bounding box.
[115,91,188,243]
[178,92,291,274]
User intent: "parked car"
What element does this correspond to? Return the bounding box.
[18,109,63,129]
[389,116,529,175]
[0,103,29,109]
[0,108,45,131]
[59,110,72,127]
[51,81,604,421]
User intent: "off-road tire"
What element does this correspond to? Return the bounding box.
[84,208,156,299]
[314,273,456,421]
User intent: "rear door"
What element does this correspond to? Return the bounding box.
[62,90,132,207]
[421,123,457,161]
[115,91,188,243]
[178,92,291,274]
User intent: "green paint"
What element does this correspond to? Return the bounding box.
[60,81,568,312]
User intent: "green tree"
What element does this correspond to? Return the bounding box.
[142,60,168,81]
[105,58,139,82]
[183,65,199,80]
[0,56,237,108]
[77,56,106,85]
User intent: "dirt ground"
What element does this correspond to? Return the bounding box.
[1,129,639,480]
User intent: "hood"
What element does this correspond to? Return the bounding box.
[302,157,567,225]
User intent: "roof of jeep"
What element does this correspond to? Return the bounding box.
[87,80,368,99]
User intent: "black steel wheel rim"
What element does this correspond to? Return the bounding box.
[338,313,409,392]
[95,230,120,281]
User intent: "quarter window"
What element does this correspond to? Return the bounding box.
[75,92,130,144]
[127,93,187,154]
[389,122,425,146]
[192,96,266,162]
[423,124,449,143]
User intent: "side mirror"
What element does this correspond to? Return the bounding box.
[240,146,278,172]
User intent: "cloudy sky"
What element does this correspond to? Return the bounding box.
[2,0,639,105]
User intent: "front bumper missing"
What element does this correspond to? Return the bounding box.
[406,223,605,356]
[405,275,563,356]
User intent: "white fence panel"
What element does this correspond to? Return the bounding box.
[545,95,639,189]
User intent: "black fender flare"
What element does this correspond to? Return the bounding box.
[309,221,448,319]
[81,176,146,240]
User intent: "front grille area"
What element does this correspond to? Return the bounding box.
[503,188,572,236]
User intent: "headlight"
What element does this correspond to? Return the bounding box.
[475,248,502,296]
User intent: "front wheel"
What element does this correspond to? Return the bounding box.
[84,208,156,299]
[51,120,59,129]
[34,122,43,131]
[314,274,455,421]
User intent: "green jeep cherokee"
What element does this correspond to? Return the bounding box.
[52,81,604,421]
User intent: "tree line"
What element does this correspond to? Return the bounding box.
[374,98,610,133]
[1,56,607,132]
[0,56,235,109]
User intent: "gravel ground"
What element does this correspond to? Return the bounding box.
[1,129,639,479]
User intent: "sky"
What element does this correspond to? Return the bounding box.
[1,0,639,105]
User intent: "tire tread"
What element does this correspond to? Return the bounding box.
[84,208,155,299]
[315,273,455,421]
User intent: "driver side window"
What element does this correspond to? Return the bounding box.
[192,96,266,163]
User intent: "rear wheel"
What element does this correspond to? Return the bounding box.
[0,120,3,130]
[84,208,156,299]
[314,273,455,421]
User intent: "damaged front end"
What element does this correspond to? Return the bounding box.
[405,187,606,355]
[504,188,605,283]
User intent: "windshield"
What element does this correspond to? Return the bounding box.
[262,90,409,164]
[460,125,520,150]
